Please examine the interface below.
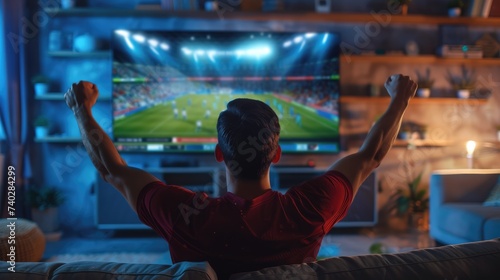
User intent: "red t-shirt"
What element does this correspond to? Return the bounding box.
[137,170,352,279]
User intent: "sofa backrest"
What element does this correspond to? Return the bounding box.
[230,238,500,279]
[430,169,500,204]
[0,261,217,280]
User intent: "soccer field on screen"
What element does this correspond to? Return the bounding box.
[113,93,339,140]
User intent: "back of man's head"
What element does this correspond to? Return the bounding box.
[217,98,280,180]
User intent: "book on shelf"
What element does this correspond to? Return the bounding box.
[481,0,493,17]
[467,0,496,17]
[489,0,500,17]
[466,0,483,17]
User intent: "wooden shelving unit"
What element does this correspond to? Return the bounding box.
[35,93,111,101]
[340,96,489,105]
[44,8,500,27]
[341,55,500,66]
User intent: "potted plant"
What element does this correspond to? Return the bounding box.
[415,68,435,98]
[27,186,65,234]
[447,66,476,99]
[391,171,430,232]
[391,0,412,15]
[447,0,464,17]
[31,75,51,97]
[34,116,50,138]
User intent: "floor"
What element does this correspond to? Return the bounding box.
[42,227,436,264]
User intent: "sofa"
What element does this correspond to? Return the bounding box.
[1,238,500,279]
[430,169,500,245]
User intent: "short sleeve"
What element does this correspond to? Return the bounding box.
[136,181,196,240]
[285,170,353,233]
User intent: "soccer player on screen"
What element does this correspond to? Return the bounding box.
[65,74,417,279]
[181,108,187,120]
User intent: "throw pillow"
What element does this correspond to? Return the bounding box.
[484,177,500,207]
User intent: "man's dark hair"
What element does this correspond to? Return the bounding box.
[217,98,280,180]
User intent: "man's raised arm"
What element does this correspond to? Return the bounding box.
[65,81,159,211]
[330,74,417,196]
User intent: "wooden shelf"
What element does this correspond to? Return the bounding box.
[44,8,500,26]
[340,96,489,105]
[47,51,111,58]
[35,93,111,101]
[35,136,81,143]
[393,139,453,148]
[341,55,500,65]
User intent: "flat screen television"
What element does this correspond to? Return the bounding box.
[112,30,341,153]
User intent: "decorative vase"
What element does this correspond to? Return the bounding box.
[457,89,470,99]
[401,4,408,15]
[31,207,59,233]
[35,127,49,138]
[448,7,461,17]
[417,88,431,98]
[315,0,331,13]
[34,83,49,96]
[409,211,429,232]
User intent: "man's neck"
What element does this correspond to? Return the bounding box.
[226,170,272,200]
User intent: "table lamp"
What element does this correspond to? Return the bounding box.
[466,140,476,169]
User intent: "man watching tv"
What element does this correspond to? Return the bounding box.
[65,74,417,279]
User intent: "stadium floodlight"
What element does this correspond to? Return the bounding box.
[283,41,292,48]
[181,47,192,55]
[160,43,169,50]
[260,47,271,55]
[322,33,329,44]
[148,39,159,47]
[196,50,205,56]
[208,50,216,62]
[132,34,146,43]
[299,41,306,51]
[115,30,130,37]
[150,46,159,55]
[294,36,303,44]
[305,33,316,38]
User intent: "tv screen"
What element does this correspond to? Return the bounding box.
[112,30,340,153]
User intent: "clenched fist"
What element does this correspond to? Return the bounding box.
[64,81,99,112]
[384,74,417,102]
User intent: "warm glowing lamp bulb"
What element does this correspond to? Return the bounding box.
[466,140,476,157]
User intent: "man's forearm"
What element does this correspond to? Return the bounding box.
[360,97,408,164]
[74,106,125,175]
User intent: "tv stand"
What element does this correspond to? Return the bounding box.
[96,167,377,229]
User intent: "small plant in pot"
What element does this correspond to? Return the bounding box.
[31,75,51,97]
[34,116,50,139]
[27,186,65,234]
[447,66,476,99]
[415,68,434,98]
[447,0,464,17]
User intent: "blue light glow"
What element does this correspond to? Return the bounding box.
[133,34,146,43]
[322,33,329,44]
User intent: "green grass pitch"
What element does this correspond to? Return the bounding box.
[113,93,339,140]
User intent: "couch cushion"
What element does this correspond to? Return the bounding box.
[52,261,217,280]
[484,218,500,240]
[437,203,500,242]
[230,239,500,280]
[0,262,64,280]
